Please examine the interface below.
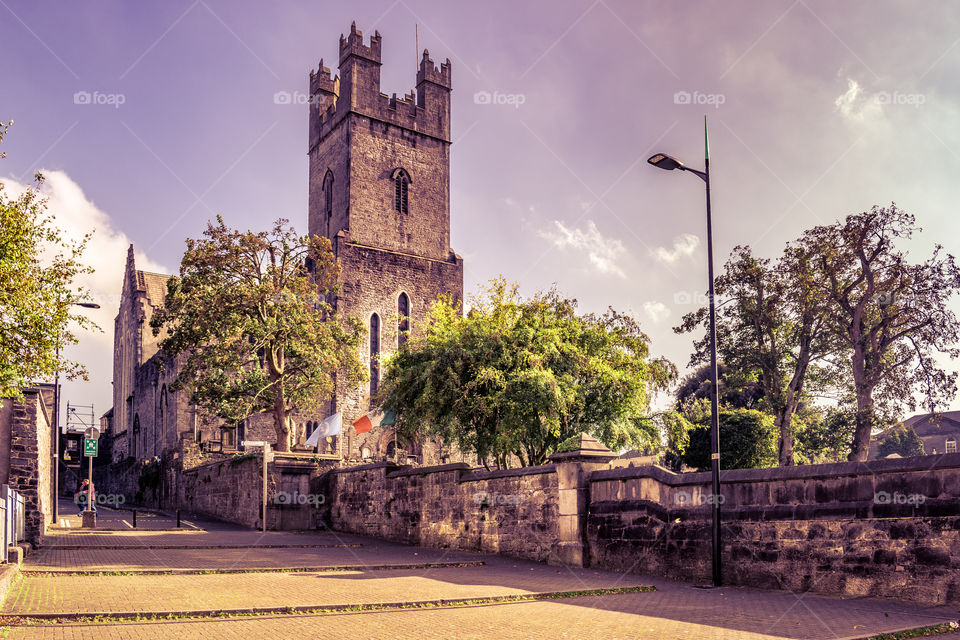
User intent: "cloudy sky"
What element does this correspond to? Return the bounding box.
[2,0,960,419]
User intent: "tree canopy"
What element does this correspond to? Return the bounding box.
[681,405,777,471]
[878,425,925,458]
[378,279,676,468]
[0,121,95,399]
[801,204,960,460]
[151,217,365,451]
[676,244,838,466]
[677,204,960,464]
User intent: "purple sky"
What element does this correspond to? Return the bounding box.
[2,0,960,420]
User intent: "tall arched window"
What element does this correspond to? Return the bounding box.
[322,170,335,238]
[159,385,168,450]
[132,414,141,459]
[397,292,410,347]
[369,313,380,396]
[393,169,409,214]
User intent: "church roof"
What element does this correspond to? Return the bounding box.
[138,270,172,307]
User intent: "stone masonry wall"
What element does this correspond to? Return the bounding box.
[587,454,960,605]
[174,452,338,530]
[328,462,561,562]
[178,454,264,529]
[1,389,53,545]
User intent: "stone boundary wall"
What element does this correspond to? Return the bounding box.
[326,462,562,562]
[178,455,265,528]
[175,452,337,530]
[587,454,960,604]
[1,389,53,545]
[90,437,959,605]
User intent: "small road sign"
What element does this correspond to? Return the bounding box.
[84,426,101,440]
[242,440,266,447]
[83,438,98,457]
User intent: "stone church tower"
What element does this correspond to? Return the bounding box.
[307,23,464,461]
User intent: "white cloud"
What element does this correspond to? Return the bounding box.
[1,170,168,418]
[540,219,627,278]
[653,233,700,264]
[643,301,670,324]
[834,77,882,124]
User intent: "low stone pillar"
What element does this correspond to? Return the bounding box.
[81,511,97,528]
[547,434,617,567]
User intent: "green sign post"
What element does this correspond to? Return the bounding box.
[83,438,98,457]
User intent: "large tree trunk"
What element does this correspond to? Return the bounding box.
[848,388,874,462]
[272,375,290,452]
[777,413,795,466]
[847,336,873,461]
[777,350,810,467]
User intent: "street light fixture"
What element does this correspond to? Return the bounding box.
[52,301,100,524]
[648,117,723,588]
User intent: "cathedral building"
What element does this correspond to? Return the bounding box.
[307,22,463,460]
[103,23,464,470]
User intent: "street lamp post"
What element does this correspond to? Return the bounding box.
[648,117,722,587]
[52,301,100,524]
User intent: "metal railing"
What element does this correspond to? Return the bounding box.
[1,484,26,563]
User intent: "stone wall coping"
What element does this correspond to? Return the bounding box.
[332,461,406,475]
[589,453,960,485]
[387,462,472,478]
[464,464,556,482]
[547,451,618,462]
[275,452,340,460]
[181,453,259,475]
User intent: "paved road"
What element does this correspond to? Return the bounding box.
[2,511,957,639]
[4,564,650,616]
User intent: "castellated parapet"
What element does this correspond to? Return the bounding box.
[309,22,451,152]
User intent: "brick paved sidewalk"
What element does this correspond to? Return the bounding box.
[41,528,367,548]
[3,564,649,616]
[2,589,957,640]
[51,499,250,532]
[28,539,482,572]
[10,515,957,639]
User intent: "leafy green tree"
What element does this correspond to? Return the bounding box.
[675,363,763,410]
[151,217,365,451]
[676,245,838,467]
[378,279,676,468]
[795,408,857,464]
[800,204,960,461]
[878,425,925,458]
[0,121,95,398]
[682,406,777,470]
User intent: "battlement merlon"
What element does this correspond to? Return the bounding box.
[309,59,338,97]
[339,22,382,66]
[310,24,451,147]
[416,50,452,90]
